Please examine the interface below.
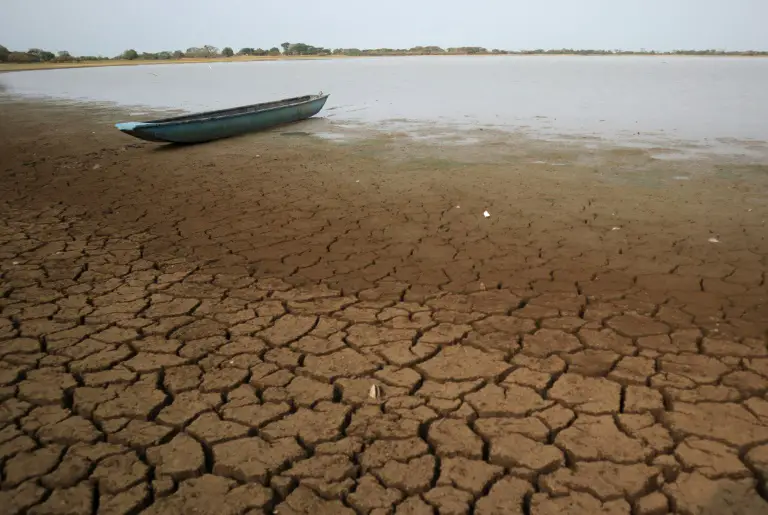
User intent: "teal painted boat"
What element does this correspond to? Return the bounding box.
[115,93,329,144]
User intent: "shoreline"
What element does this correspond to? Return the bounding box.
[0,54,334,73]
[3,94,766,163]
[2,51,767,73]
[2,93,767,166]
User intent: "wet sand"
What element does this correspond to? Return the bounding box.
[1,100,767,514]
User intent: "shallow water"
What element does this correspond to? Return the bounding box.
[2,56,768,152]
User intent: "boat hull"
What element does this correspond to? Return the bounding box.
[115,94,328,144]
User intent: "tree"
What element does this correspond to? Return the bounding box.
[0,44,9,62]
[28,48,55,61]
[286,43,307,55]
[281,42,290,54]
[55,50,73,62]
[185,45,220,58]
[268,47,280,55]
[122,49,139,60]
[222,47,234,57]
[8,52,35,63]
[172,50,184,59]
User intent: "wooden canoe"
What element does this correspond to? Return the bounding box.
[115,93,329,144]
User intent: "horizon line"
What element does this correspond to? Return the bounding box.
[3,43,768,59]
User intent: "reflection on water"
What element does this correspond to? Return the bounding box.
[1,56,768,153]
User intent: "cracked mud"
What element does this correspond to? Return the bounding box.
[1,101,767,514]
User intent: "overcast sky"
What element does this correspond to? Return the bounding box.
[2,0,767,56]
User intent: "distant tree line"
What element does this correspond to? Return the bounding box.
[326,46,768,57]
[264,43,768,57]
[2,42,767,64]
[0,45,110,63]
[327,46,493,56]
[236,47,282,56]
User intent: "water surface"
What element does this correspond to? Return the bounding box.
[2,56,767,153]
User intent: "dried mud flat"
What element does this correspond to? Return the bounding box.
[1,100,768,515]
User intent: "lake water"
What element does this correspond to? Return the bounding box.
[2,56,768,152]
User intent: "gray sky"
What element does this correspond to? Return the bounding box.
[2,0,767,56]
